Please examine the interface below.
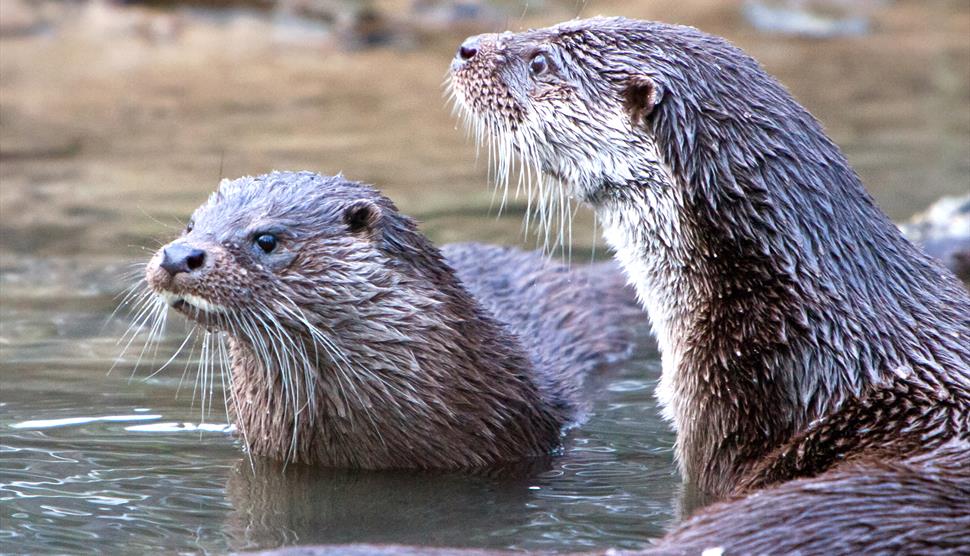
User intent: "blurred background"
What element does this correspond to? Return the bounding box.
[2,0,968,255]
[1,0,968,553]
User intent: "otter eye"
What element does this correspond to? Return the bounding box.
[255,233,277,254]
[529,53,549,76]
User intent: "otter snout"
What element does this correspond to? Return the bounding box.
[160,243,206,276]
[145,240,233,321]
[456,35,480,62]
[451,34,493,71]
[147,240,211,289]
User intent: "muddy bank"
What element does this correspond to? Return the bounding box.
[1,0,968,262]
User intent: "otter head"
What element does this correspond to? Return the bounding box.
[447,16,828,218]
[146,171,394,337]
[448,17,681,208]
[144,171,430,456]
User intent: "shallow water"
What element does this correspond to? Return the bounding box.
[1,258,675,553]
[1,0,968,553]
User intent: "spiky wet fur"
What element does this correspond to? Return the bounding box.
[649,444,970,555]
[135,171,641,469]
[449,17,970,496]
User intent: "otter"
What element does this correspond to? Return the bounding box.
[448,16,970,502]
[142,170,644,469]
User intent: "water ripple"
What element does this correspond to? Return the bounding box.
[1,258,676,553]
[11,414,162,430]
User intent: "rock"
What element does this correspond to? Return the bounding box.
[900,194,970,282]
[742,0,877,38]
[0,0,51,36]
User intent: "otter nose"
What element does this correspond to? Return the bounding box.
[160,243,207,276]
[456,36,480,62]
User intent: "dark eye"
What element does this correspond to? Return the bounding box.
[185,221,194,234]
[255,233,277,254]
[529,53,549,76]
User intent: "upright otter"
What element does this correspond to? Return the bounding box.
[143,170,643,469]
[449,17,969,497]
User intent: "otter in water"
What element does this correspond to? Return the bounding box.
[448,17,970,498]
[143,171,643,469]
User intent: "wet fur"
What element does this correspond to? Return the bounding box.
[449,16,970,498]
[650,444,970,555]
[145,171,643,469]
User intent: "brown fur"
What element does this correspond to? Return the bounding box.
[144,171,645,469]
[649,443,970,555]
[449,15,970,497]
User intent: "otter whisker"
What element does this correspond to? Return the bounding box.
[277,308,320,397]
[199,328,229,422]
[203,331,217,419]
[552,174,569,259]
[253,305,306,463]
[448,76,578,259]
[274,304,332,418]
[110,292,155,376]
[115,288,159,348]
[175,330,200,399]
[145,324,198,379]
[195,328,222,421]
[108,273,151,320]
[247,317,278,387]
[274,295,347,369]
[108,282,148,328]
[206,334,226,421]
[254,312,295,402]
[525,139,548,250]
[233,310,273,385]
[112,300,154,367]
[147,299,173,363]
[125,296,168,379]
[216,333,233,425]
[272,297,394,452]
[251,307,293,392]
[191,330,210,417]
[275,318,313,416]
[520,138,537,237]
[237,307,300,457]
[117,262,150,285]
[215,325,255,472]
[198,330,212,421]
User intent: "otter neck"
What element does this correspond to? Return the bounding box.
[226,260,568,469]
[593,136,967,494]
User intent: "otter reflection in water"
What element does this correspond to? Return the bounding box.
[136,171,646,469]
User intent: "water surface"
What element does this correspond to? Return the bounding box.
[1,258,676,552]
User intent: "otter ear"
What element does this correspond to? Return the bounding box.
[622,75,661,127]
[343,200,383,237]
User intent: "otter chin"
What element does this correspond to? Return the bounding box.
[448,16,969,500]
[142,171,644,469]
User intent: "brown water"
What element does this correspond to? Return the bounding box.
[1,0,968,553]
